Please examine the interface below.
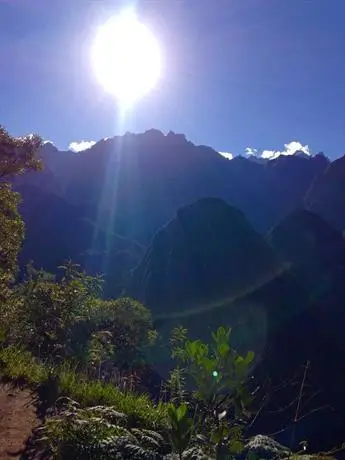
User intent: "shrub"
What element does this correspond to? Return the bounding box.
[10,262,102,359]
[8,262,156,373]
[0,345,49,385]
[82,296,158,369]
[169,326,254,458]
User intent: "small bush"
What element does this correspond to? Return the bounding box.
[0,345,49,385]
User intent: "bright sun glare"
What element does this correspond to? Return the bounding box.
[91,10,161,107]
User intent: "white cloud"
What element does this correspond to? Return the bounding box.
[261,150,278,160]
[219,151,234,160]
[68,140,96,152]
[245,141,311,160]
[245,147,258,156]
[284,141,310,156]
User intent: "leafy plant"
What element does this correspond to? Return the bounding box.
[170,326,189,361]
[85,296,157,368]
[7,259,156,373]
[167,403,194,459]
[11,263,101,359]
[0,184,24,322]
[87,330,114,380]
[0,125,42,181]
[166,367,188,405]
[173,326,254,415]
[170,326,254,458]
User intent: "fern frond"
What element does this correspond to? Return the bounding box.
[125,442,157,459]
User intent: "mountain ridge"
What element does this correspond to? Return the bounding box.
[12,129,335,298]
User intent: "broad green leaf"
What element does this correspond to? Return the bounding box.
[218,342,230,357]
[228,439,245,454]
[211,425,230,444]
[200,356,217,373]
[244,350,255,365]
[176,403,188,420]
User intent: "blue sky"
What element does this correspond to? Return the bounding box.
[0,0,344,158]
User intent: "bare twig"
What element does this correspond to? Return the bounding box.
[289,361,310,452]
[294,361,310,423]
[296,404,333,423]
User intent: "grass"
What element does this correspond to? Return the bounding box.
[58,366,168,429]
[0,345,168,430]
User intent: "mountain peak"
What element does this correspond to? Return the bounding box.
[129,198,280,312]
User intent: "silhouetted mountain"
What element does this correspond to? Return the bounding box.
[17,183,103,273]
[268,208,345,287]
[264,154,329,226]
[17,183,144,296]
[306,154,345,231]
[129,197,282,314]
[256,209,345,451]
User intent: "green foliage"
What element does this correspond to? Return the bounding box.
[167,367,188,405]
[84,296,157,368]
[169,326,253,458]
[0,345,49,385]
[7,261,155,372]
[87,330,115,379]
[0,126,42,180]
[0,184,24,311]
[173,326,254,416]
[35,400,217,459]
[167,403,194,459]
[58,369,168,429]
[0,323,254,460]
[11,262,102,359]
[0,345,168,430]
[35,399,167,459]
[170,325,189,361]
[0,185,24,275]
[0,126,42,314]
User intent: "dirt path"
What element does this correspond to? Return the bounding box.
[0,385,39,460]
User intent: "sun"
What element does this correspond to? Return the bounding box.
[91,10,161,107]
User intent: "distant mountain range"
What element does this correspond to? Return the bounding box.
[12,129,345,450]
[12,130,345,295]
[14,130,340,279]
